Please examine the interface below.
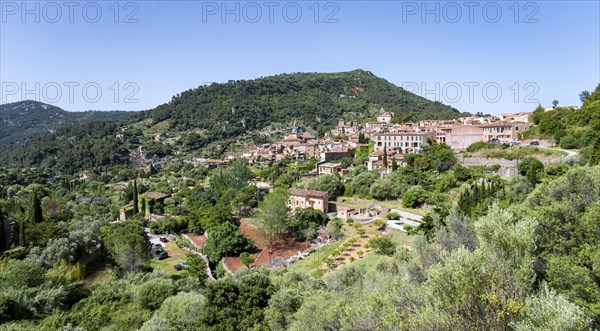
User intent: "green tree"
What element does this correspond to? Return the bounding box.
[327,217,343,240]
[101,220,149,271]
[41,193,71,223]
[402,185,427,208]
[372,218,386,230]
[265,288,304,331]
[526,159,544,185]
[188,200,233,233]
[255,190,290,261]
[511,283,590,330]
[201,222,253,263]
[367,237,396,255]
[310,174,344,199]
[141,292,205,331]
[522,166,600,326]
[391,158,398,171]
[240,252,255,268]
[133,179,139,214]
[135,278,175,310]
[382,146,388,170]
[580,90,590,103]
[200,272,274,330]
[186,253,208,285]
[349,171,378,197]
[559,134,580,149]
[29,188,43,224]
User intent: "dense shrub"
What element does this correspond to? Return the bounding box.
[135,278,175,310]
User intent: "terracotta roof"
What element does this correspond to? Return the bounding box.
[289,188,328,198]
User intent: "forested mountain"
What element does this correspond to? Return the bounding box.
[0,101,138,154]
[3,70,467,173]
[148,69,465,141]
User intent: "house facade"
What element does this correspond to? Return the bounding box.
[317,163,343,175]
[373,131,435,153]
[446,125,485,151]
[288,188,329,213]
[480,123,529,143]
[377,111,394,123]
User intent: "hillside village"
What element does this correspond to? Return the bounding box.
[111,106,574,277]
[232,109,532,171]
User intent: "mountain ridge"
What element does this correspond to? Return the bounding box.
[0,100,139,155]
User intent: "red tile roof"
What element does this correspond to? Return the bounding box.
[289,188,328,198]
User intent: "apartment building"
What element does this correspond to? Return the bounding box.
[373,131,435,153]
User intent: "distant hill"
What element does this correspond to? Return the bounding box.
[0,100,138,154]
[4,70,469,173]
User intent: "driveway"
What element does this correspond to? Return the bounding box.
[145,227,166,247]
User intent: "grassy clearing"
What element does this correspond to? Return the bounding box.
[290,240,344,274]
[83,259,114,286]
[145,120,170,135]
[377,200,429,216]
[386,228,414,247]
[337,198,370,210]
[149,241,189,277]
[349,250,390,273]
[470,145,566,160]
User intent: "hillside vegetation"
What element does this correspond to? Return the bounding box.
[0,101,137,155]
[528,84,600,164]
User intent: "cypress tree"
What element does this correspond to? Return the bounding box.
[383,146,388,170]
[133,179,139,214]
[30,189,43,224]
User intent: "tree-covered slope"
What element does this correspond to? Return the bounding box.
[529,84,600,164]
[3,70,467,173]
[150,69,465,144]
[0,100,138,154]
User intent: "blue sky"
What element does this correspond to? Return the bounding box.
[1,0,598,114]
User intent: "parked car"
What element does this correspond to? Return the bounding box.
[174,261,188,271]
[156,251,169,260]
[490,138,501,143]
[529,140,540,146]
[159,237,169,243]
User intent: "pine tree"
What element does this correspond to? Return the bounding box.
[133,179,139,214]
